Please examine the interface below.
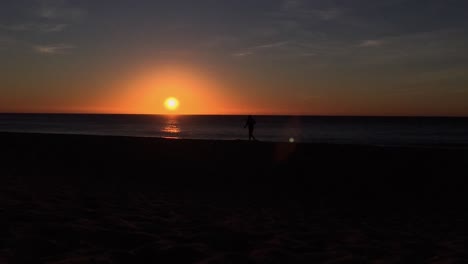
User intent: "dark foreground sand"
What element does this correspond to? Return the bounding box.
[1,132,467,263]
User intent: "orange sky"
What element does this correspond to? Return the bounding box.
[111,65,243,115]
[1,1,468,116]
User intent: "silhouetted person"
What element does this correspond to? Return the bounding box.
[244,115,256,141]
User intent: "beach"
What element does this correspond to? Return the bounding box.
[1,132,467,263]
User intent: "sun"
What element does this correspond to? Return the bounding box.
[164,97,179,111]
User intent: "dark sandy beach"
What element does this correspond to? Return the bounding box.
[1,132,467,263]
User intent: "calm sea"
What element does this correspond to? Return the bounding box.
[1,114,468,147]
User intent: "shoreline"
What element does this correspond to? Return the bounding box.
[2,130,468,150]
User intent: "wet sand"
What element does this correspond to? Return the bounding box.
[1,132,467,263]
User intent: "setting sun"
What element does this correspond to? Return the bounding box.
[164,97,179,111]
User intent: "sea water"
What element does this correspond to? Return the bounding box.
[1,114,468,147]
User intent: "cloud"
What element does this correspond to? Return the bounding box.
[348,29,468,67]
[33,44,74,54]
[232,51,254,57]
[359,39,385,47]
[201,35,239,49]
[38,7,85,20]
[232,41,290,57]
[230,40,339,59]
[299,52,316,57]
[37,0,86,20]
[40,23,68,32]
[252,41,290,49]
[0,1,81,54]
[229,2,350,60]
[282,0,302,11]
[37,7,86,20]
[280,0,343,21]
[0,24,32,31]
[314,8,342,21]
[1,23,68,33]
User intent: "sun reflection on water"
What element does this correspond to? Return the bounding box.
[161,116,181,139]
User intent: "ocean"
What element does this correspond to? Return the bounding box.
[1,114,468,147]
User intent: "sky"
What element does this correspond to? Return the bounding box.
[1,0,468,116]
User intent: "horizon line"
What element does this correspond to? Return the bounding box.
[1,112,468,118]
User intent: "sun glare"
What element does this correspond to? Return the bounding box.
[164,97,179,111]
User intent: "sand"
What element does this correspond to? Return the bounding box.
[1,132,467,263]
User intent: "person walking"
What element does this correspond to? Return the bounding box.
[244,115,257,141]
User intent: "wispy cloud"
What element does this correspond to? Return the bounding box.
[200,35,239,49]
[34,44,74,54]
[232,41,290,57]
[1,23,68,33]
[228,1,352,60]
[0,24,31,31]
[232,51,254,57]
[280,0,343,21]
[41,23,68,32]
[314,8,343,21]
[231,38,342,59]
[252,41,290,49]
[299,52,316,57]
[282,0,302,11]
[359,39,385,47]
[37,0,86,21]
[0,1,83,53]
[349,29,468,67]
